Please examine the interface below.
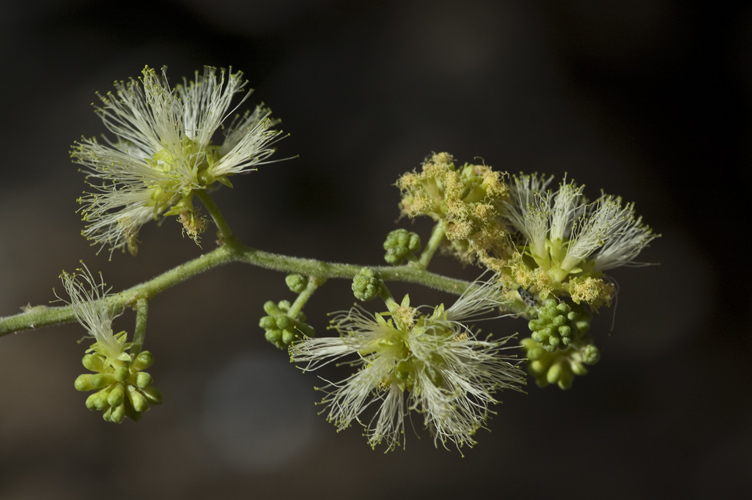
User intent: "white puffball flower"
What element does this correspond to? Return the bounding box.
[290,276,525,452]
[71,65,284,256]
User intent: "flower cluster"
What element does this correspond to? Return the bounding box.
[498,173,657,308]
[395,156,658,389]
[59,265,161,422]
[71,66,283,256]
[290,279,525,451]
[397,152,510,265]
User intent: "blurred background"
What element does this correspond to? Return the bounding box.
[0,0,749,498]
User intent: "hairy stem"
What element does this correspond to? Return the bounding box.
[417,220,446,269]
[131,297,148,356]
[196,189,235,242]
[0,243,478,337]
[288,276,325,319]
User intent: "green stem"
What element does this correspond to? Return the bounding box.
[0,243,477,337]
[287,277,324,319]
[417,221,446,269]
[131,298,148,356]
[196,189,235,242]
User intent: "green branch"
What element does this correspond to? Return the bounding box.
[0,243,476,338]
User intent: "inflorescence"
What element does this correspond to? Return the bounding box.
[47,67,657,451]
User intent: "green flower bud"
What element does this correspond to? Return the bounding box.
[285,274,308,294]
[127,386,149,413]
[74,374,97,392]
[82,354,105,372]
[114,365,130,382]
[132,351,155,371]
[259,316,276,329]
[86,389,111,411]
[383,229,422,265]
[265,329,282,344]
[135,372,153,388]
[89,373,116,389]
[108,404,126,424]
[282,329,295,345]
[140,386,163,404]
[352,268,382,302]
[107,385,125,407]
[581,344,600,365]
[263,301,278,315]
[276,316,292,330]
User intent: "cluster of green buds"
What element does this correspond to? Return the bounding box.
[383,229,422,265]
[74,334,162,423]
[260,300,315,349]
[527,298,591,352]
[521,298,598,389]
[351,267,384,302]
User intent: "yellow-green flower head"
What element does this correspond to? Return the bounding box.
[397,153,510,265]
[59,263,126,362]
[501,174,658,305]
[290,277,525,451]
[71,65,284,256]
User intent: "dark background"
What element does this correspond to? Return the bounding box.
[1,1,749,498]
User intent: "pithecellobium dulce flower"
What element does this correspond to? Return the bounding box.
[71,66,283,256]
[0,66,658,454]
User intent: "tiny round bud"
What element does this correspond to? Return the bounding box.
[282,329,296,345]
[276,316,292,330]
[263,301,278,315]
[259,316,276,329]
[581,344,600,365]
[352,268,383,302]
[265,329,282,344]
[285,274,308,294]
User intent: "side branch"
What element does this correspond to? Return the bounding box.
[0,243,477,337]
